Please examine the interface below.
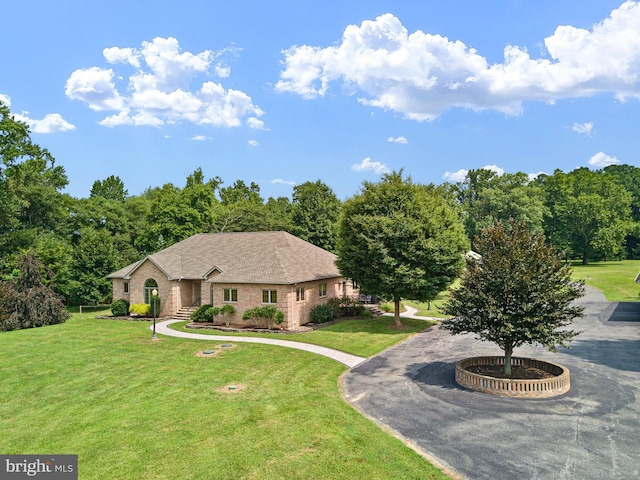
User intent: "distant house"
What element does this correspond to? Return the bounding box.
[107,231,358,329]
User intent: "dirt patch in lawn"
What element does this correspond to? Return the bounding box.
[218,384,247,393]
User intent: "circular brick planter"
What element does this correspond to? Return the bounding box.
[455,356,570,398]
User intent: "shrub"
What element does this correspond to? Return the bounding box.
[325,298,342,317]
[0,253,69,332]
[129,303,152,317]
[206,306,221,323]
[191,304,212,322]
[111,299,129,317]
[220,304,236,326]
[326,297,365,317]
[242,305,285,329]
[361,308,374,319]
[310,304,335,324]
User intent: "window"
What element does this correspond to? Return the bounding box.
[144,279,158,304]
[318,283,327,298]
[296,286,305,302]
[123,282,130,294]
[223,288,238,302]
[262,289,277,304]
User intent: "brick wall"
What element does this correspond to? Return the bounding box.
[209,277,351,329]
[111,261,173,317]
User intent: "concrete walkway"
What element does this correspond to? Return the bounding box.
[152,319,367,368]
[343,286,640,480]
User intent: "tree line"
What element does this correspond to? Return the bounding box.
[1,100,638,306]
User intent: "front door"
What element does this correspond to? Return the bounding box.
[194,282,202,306]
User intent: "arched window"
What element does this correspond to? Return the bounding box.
[144,279,158,304]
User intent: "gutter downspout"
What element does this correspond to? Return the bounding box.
[290,284,296,330]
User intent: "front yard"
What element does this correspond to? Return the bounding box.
[0,311,446,479]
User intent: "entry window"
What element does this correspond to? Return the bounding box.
[144,279,158,304]
[262,289,277,304]
[296,287,305,302]
[318,283,327,298]
[123,282,130,294]
[223,288,238,303]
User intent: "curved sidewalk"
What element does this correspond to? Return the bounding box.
[152,319,367,369]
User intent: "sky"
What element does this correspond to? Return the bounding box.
[1,0,639,201]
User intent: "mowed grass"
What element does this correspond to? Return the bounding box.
[0,311,447,480]
[570,259,640,302]
[174,316,436,357]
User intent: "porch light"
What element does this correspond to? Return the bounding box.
[152,288,158,340]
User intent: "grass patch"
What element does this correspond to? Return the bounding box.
[570,260,640,302]
[0,312,447,479]
[404,283,458,318]
[175,316,436,357]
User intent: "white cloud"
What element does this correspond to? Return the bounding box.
[571,122,594,135]
[14,112,76,133]
[65,67,125,111]
[248,139,259,146]
[483,164,505,176]
[527,171,547,182]
[2,94,75,133]
[387,135,408,144]
[66,37,264,129]
[351,157,391,174]
[443,164,505,182]
[277,2,640,120]
[443,169,468,182]
[215,64,231,78]
[191,135,209,141]
[247,117,266,130]
[589,151,620,167]
[271,178,296,186]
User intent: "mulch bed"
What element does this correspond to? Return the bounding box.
[466,364,556,380]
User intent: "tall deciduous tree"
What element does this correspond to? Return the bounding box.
[90,175,128,202]
[441,220,584,374]
[337,171,468,326]
[451,168,547,241]
[0,101,69,273]
[541,168,632,264]
[292,180,341,252]
[603,164,640,258]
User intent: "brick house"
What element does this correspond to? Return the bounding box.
[107,231,358,329]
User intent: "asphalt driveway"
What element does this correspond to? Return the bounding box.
[342,287,640,480]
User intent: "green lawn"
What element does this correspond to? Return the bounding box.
[174,316,436,357]
[0,311,447,480]
[570,259,640,302]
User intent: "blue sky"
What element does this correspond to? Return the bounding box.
[1,0,638,200]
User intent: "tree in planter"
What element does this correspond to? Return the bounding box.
[337,171,468,327]
[242,305,284,329]
[441,219,584,375]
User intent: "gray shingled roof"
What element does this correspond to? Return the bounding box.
[108,231,341,285]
